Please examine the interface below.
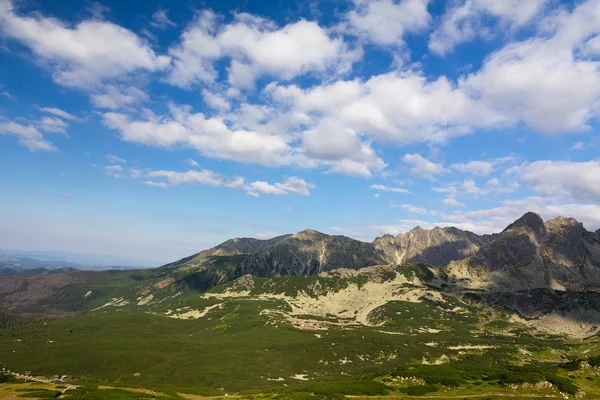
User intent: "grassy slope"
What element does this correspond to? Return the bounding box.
[1,264,599,398]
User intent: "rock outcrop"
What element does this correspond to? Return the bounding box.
[374,226,495,267]
[446,213,600,291]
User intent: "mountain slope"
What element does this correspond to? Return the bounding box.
[374,226,495,267]
[167,226,492,282]
[446,212,600,291]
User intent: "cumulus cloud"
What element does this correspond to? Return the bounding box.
[247,181,288,196]
[274,177,315,196]
[450,160,494,176]
[202,90,231,111]
[402,153,447,179]
[167,11,358,89]
[102,105,292,167]
[0,0,170,89]
[341,0,431,46]
[430,0,548,55]
[520,160,600,202]
[443,195,466,207]
[90,86,149,110]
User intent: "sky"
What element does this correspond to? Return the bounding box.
[0,0,599,266]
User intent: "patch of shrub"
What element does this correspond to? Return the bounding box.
[546,375,578,395]
[399,385,438,396]
[17,390,61,398]
[277,380,388,396]
[560,359,582,371]
[0,373,17,383]
[588,355,600,367]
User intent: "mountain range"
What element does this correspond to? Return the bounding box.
[162,211,600,293]
[1,211,599,330]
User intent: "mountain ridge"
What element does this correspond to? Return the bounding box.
[446,212,600,291]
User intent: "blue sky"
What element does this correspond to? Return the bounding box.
[1,0,599,265]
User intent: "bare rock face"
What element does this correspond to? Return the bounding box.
[237,230,385,276]
[373,226,493,267]
[471,212,546,272]
[447,212,600,291]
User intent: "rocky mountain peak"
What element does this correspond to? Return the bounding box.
[291,229,329,241]
[448,213,600,292]
[409,226,426,233]
[503,212,546,239]
[545,216,583,232]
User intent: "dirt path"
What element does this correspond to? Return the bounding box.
[60,385,77,395]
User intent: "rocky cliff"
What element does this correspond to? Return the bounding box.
[446,212,600,291]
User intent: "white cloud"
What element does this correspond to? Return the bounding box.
[136,168,315,197]
[439,197,600,233]
[301,118,386,176]
[254,231,285,239]
[149,9,176,30]
[167,11,359,89]
[461,0,600,134]
[103,164,124,178]
[102,105,292,167]
[429,0,548,55]
[341,0,431,46]
[571,141,585,150]
[462,179,482,194]
[402,153,447,179]
[1,91,15,100]
[393,203,429,215]
[450,160,494,176]
[268,72,500,145]
[443,195,466,207]
[202,90,231,111]
[0,0,170,89]
[166,11,222,88]
[247,181,287,196]
[0,120,57,151]
[183,157,199,167]
[520,160,600,202]
[102,103,386,177]
[144,181,168,188]
[370,184,410,194]
[106,154,126,164]
[39,107,79,121]
[274,177,315,196]
[90,86,149,109]
[147,169,246,188]
[37,116,68,133]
